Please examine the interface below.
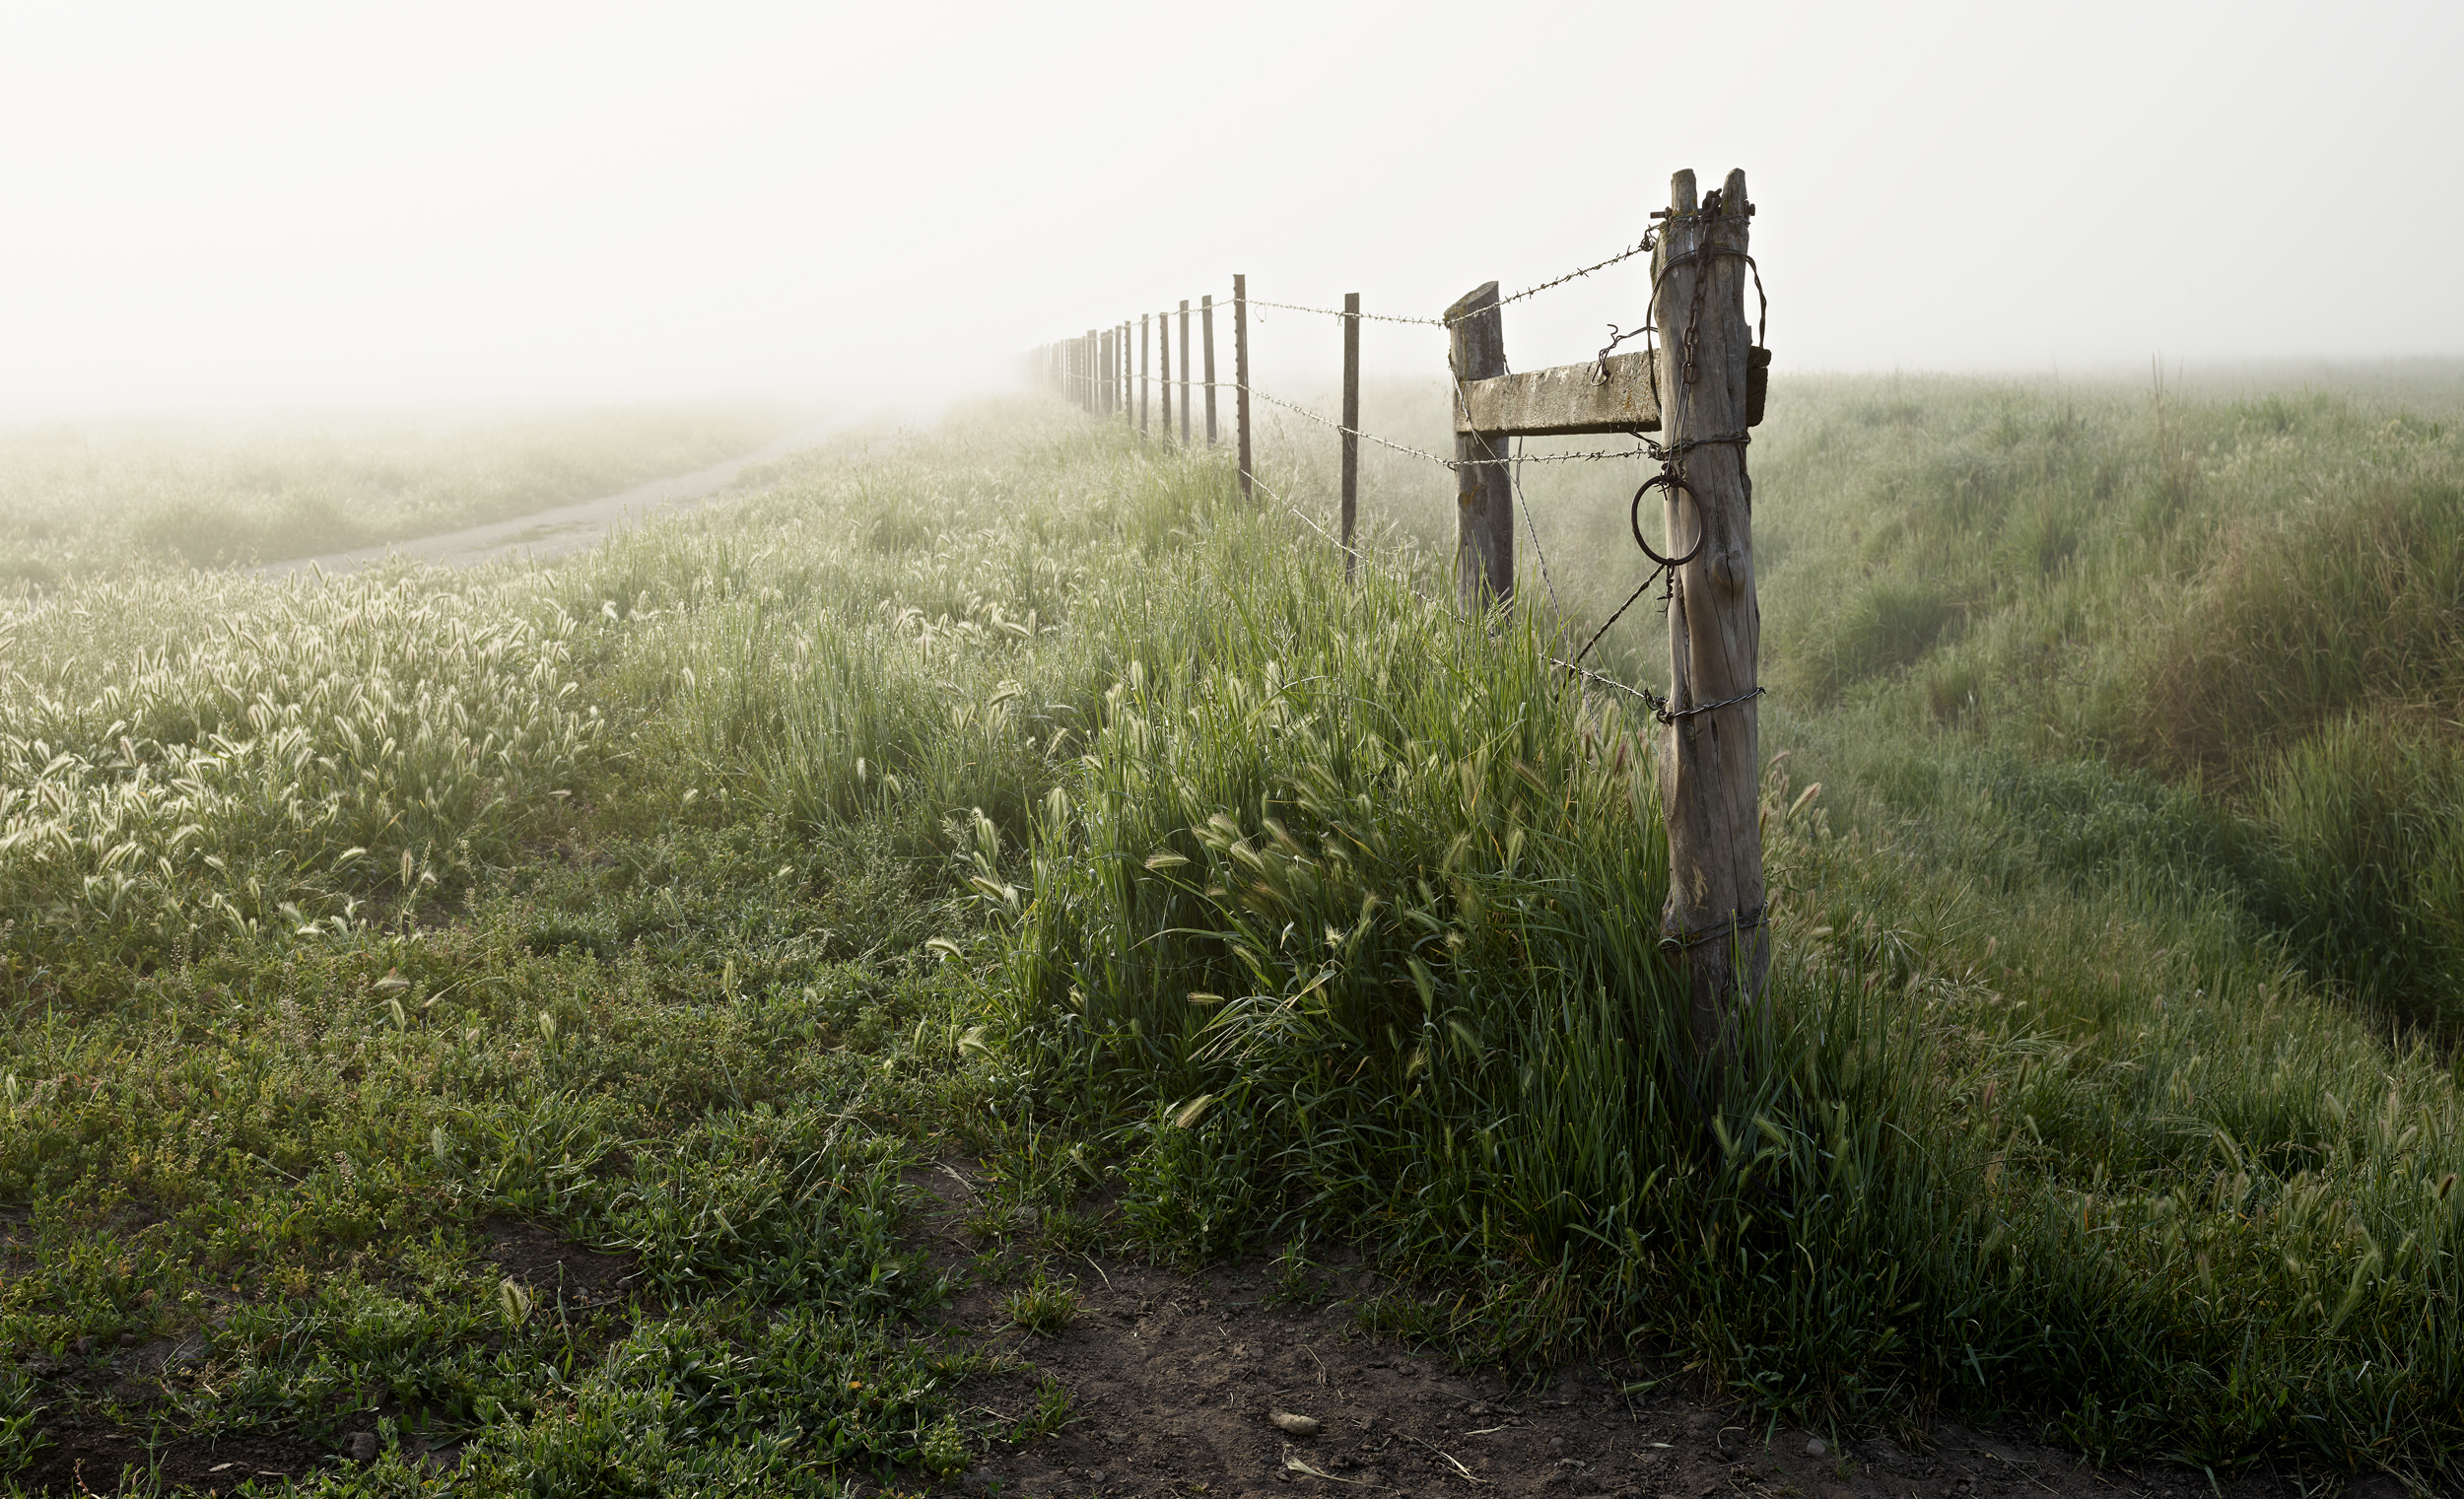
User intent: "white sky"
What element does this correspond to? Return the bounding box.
[1,0,2457,417]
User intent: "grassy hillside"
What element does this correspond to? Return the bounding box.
[3,377,2463,1491]
[0,405,799,585]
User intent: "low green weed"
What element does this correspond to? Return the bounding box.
[1000,1268,1079,1335]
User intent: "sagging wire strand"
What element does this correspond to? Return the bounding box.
[1239,234,1662,329]
[1054,209,1767,735]
[1240,382,1651,470]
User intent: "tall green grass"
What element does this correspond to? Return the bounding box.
[9,379,2464,1483]
[0,567,599,967]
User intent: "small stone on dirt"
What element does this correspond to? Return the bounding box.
[345,1431,379,1463]
[1269,1409,1322,1436]
[1806,1436,1827,1458]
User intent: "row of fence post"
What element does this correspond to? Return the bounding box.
[1031,285,1254,503]
[1028,279,1374,541]
[1033,296,1229,453]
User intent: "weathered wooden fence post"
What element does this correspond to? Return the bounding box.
[1340,291,1360,581]
[1233,275,1254,501]
[1178,300,1193,446]
[1446,282,1513,610]
[1652,167,1767,1059]
[1201,296,1218,445]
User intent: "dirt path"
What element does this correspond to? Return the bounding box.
[255,415,853,579]
[907,1163,2373,1499]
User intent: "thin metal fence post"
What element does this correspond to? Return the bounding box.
[1139,313,1150,438]
[1159,308,1173,442]
[1179,300,1193,446]
[1341,292,1360,582]
[1233,275,1253,501]
[1201,296,1218,445]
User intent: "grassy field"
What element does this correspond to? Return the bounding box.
[0,405,800,586]
[3,371,2462,1492]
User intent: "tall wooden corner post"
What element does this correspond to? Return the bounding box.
[1653,167,1767,1058]
[1447,282,1513,610]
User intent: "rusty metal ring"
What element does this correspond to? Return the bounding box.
[1632,472,1706,569]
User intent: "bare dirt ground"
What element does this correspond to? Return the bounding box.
[4,1166,2405,1495]
[908,1163,2386,1499]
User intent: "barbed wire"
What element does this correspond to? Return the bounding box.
[1478,236,1658,322]
[1041,229,1666,345]
[1242,385,1457,468]
[1242,383,1656,470]
[1254,450,1756,731]
[1511,436,1559,615]
[1246,470,1364,572]
[1246,298,1447,327]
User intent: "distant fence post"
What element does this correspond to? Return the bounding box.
[1139,313,1151,438]
[1159,309,1173,441]
[1201,296,1219,445]
[1340,292,1360,582]
[1446,282,1512,610]
[1178,301,1193,446]
[1233,275,1254,501]
[1651,166,1767,1061]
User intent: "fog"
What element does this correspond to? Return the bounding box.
[3,0,2457,419]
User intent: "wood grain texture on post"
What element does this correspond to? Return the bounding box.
[1233,275,1254,501]
[1340,291,1360,581]
[1445,281,1513,611]
[1201,296,1218,445]
[1652,167,1767,1058]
